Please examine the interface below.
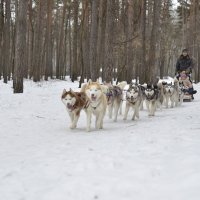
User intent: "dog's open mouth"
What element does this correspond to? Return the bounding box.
[67,104,74,110]
[91,96,97,101]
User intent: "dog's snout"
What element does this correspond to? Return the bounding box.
[91,94,95,97]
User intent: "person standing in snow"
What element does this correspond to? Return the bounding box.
[175,48,193,76]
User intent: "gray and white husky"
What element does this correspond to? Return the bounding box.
[123,83,143,120]
[163,82,179,108]
[103,81,127,122]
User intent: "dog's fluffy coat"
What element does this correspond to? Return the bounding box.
[61,89,86,129]
[81,80,107,132]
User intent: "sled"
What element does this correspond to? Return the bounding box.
[183,93,193,102]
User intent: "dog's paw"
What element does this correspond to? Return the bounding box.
[86,127,91,132]
[70,124,76,129]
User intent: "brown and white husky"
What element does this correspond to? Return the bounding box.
[61,89,86,129]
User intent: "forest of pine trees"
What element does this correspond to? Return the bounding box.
[0,0,200,93]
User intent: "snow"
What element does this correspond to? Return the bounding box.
[0,79,200,200]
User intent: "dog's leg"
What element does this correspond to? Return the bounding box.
[165,96,169,108]
[140,100,144,111]
[96,112,104,129]
[95,114,99,129]
[69,113,75,129]
[135,104,140,119]
[119,100,123,115]
[148,102,152,116]
[113,100,120,122]
[123,103,130,120]
[175,94,179,107]
[108,104,113,119]
[153,102,156,115]
[86,111,92,132]
[132,106,139,120]
[157,100,162,111]
[179,95,183,106]
[170,97,174,108]
[70,111,80,129]
[145,100,150,112]
[99,109,106,129]
[151,101,156,116]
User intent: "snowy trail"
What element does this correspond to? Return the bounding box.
[0,80,200,200]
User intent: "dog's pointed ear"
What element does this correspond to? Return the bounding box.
[88,79,92,85]
[70,88,75,93]
[62,89,67,95]
[153,85,158,89]
[162,81,167,85]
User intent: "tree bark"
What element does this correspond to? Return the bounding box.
[71,0,79,82]
[89,0,99,81]
[13,0,28,93]
[104,0,115,82]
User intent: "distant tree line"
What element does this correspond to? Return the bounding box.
[0,0,199,93]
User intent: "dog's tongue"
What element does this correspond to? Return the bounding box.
[91,96,97,101]
[67,104,73,110]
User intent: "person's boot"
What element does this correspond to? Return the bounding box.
[192,90,197,94]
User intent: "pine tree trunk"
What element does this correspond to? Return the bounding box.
[45,0,53,81]
[3,0,11,83]
[104,0,115,83]
[71,0,78,82]
[0,0,4,80]
[89,0,99,81]
[13,0,27,93]
[147,0,161,84]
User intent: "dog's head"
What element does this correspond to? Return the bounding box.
[127,84,140,100]
[164,83,174,93]
[144,84,156,97]
[85,80,103,102]
[61,89,77,110]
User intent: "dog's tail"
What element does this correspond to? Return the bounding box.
[117,81,127,90]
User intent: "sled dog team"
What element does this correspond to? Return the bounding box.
[61,78,185,132]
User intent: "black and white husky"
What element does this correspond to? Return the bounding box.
[123,83,143,120]
[144,83,164,116]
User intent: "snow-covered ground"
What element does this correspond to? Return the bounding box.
[0,79,200,200]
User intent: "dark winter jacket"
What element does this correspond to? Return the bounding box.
[176,55,193,73]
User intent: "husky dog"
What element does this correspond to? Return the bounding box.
[104,81,127,122]
[177,80,184,105]
[61,89,86,129]
[123,83,142,120]
[139,83,147,111]
[143,84,164,116]
[81,80,107,132]
[163,82,179,108]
